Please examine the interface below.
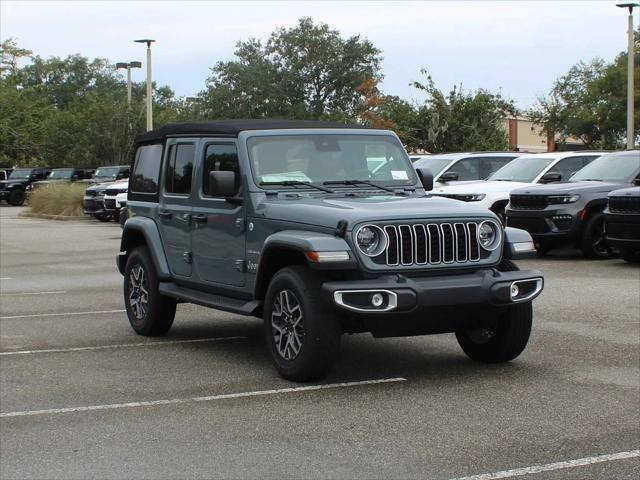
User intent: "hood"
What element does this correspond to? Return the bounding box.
[86,182,113,192]
[253,192,496,229]
[432,180,531,195]
[106,179,129,189]
[510,180,631,196]
[608,186,640,198]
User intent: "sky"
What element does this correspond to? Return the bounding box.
[1,1,634,110]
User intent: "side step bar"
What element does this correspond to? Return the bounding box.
[158,282,262,316]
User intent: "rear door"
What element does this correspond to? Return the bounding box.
[157,139,196,278]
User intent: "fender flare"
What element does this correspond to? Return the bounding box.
[118,216,171,279]
[254,230,355,299]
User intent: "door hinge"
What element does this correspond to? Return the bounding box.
[235,259,246,273]
[183,251,192,264]
[235,218,246,232]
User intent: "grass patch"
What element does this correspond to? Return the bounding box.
[28,183,86,217]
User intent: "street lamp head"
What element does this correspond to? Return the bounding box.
[130,61,142,69]
[616,3,640,13]
[134,39,156,47]
[115,62,129,69]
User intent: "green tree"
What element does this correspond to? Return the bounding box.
[404,70,514,153]
[529,30,639,149]
[199,17,382,120]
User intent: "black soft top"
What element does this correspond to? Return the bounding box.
[135,119,368,144]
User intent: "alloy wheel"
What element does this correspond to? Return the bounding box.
[128,264,149,320]
[271,289,305,361]
[591,218,611,256]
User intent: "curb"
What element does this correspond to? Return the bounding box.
[19,212,90,221]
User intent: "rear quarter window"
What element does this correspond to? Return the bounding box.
[130,144,163,200]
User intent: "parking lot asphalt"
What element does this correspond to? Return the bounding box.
[0,205,638,480]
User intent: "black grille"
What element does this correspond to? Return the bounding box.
[609,196,640,214]
[507,217,550,234]
[607,222,640,240]
[510,195,549,210]
[381,222,483,267]
[104,199,116,210]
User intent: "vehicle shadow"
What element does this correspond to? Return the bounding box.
[162,316,543,385]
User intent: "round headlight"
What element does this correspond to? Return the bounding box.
[477,220,501,251]
[355,225,387,257]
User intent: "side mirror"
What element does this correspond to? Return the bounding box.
[72,175,79,181]
[416,167,434,192]
[439,171,459,183]
[209,171,237,197]
[540,171,562,184]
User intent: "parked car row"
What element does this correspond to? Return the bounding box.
[415,149,639,262]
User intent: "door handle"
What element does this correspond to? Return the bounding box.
[158,211,172,219]
[193,214,208,224]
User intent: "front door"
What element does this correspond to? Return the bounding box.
[157,140,196,278]
[191,141,246,287]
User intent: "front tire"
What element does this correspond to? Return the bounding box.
[263,266,341,381]
[8,189,25,206]
[580,212,614,259]
[124,246,176,336]
[455,259,532,363]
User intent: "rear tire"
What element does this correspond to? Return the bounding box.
[263,266,341,381]
[124,246,176,336]
[580,212,614,259]
[455,259,532,363]
[8,189,25,206]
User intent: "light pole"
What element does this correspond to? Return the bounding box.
[134,39,155,131]
[115,61,142,104]
[616,3,639,149]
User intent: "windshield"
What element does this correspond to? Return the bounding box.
[247,134,417,188]
[412,157,454,177]
[569,153,640,182]
[8,168,33,179]
[47,168,74,180]
[94,167,120,179]
[488,157,554,183]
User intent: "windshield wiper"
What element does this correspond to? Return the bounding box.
[259,180,334,193]
[491,178,515,182]
[576,178,603,182]
[322,179,402,194]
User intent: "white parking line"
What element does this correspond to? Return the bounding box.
[449,450,640,480]
[2,290,67,296]
[0,309,126,319]
[0,277,12,280]
[0,377,407,418]
[0,336,247,355]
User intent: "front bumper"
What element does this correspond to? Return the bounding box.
[322,268,543,337]
[506,206,582,243]
[605,211,640,250]
[83,196,105,215]
[324,268,542,312]
[0,190,9,200]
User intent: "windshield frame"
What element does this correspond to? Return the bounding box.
[412,157,457,178]
[487,156,555,183]
[243,130,419,192]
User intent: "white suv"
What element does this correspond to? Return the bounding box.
[102,179,129,222]
[412,152,524,187]
[430,151,604,220]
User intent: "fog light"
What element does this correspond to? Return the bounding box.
[510,284,520,299]
[371,293,384,307]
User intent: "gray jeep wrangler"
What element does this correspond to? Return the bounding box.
[118,120,543,381]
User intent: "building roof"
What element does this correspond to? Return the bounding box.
[135,119,368,143]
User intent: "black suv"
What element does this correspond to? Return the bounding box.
[506,150,640,258]
[604,187,640,263]
[118,120,543,381]
[0,167,52,206]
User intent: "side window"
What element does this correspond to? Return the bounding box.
[202,143,239,196]
[480,157,515,179]
[446,158,480,181]
[131,144,163,194]
[553,157,587,181]
[165,144,195,195]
